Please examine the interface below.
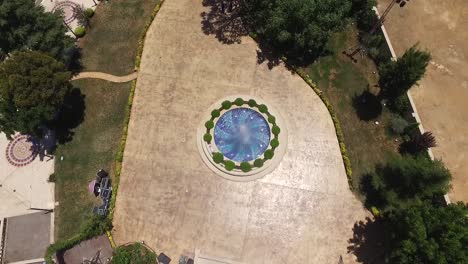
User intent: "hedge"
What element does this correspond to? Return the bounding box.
[45,1,166,262]
[213,152,224,163]
[205,120,214,129]
[240,162,252,172]
[248,99,257,107]
[203,133,212,143]
[292,67,353,189]
[222,100,232,109]
[224,160,235,171]
[234,98,244,106]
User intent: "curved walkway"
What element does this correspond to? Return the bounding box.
[72,71,138,83]
[113,0,368,263]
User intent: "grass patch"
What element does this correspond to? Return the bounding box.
[54,79,130,240]
[303,26,400,194]
[78,0,159,75]
[54,0,160,240]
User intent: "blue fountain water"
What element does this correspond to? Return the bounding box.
[214,107,271,162]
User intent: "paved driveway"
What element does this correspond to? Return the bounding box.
[378,0,468,202]
[112,0,368,263]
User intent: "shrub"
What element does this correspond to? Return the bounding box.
[224,160,235,171]
[254,159,264,167]
[85,8,94,18]
[248,99,257,107]
[258,104,268,113]
[74,26,86,38]
[240,162,252,172]
[389,95,412,116]
[222,100,232,109]
[48,173,56,182]
[203,133,212,143]
[390,116,409,135]
[212,152,224,163]
[370,206,380,216]
[211,109,221,118]
[234,98,244,106]
[205,120,214,129]
[264,149,274,160]
[272,125,281,136]
[270,138,279,148]
[267,115,276,124]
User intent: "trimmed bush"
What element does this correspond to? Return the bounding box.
[203,133,212,143]
[205,120,214,129]
[224,160,235,171]
[264,149,274,160]
[211,109,221,118]
[258,104,268,113]
[253,159,264,167]
[272,125,281,136]
[213,152,224,163]
[390,116,408,135]
[267,115,276,124]
[234,98,244,106]
[222,100,232,110]
[240,162,252,172]
[85,8,94,18]
[248,99,257,107]
[270,138,279,148]
[74,26,86,38]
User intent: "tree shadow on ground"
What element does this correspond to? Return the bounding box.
[348,217,386,264]
[201,0,248,44]
[65,46,83,75]
[352,89,382,121]
[51,87,86,146]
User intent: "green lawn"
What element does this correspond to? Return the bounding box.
[303,26,401,194]
[78,0,159,75]
[54,0,159,240]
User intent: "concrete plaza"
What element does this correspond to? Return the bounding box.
[112,0,368,263]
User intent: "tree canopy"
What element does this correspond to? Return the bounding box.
[363,156,451,210]
[245,0,352,59]
[383,202,468,264]
[0,0,74,61]
[379,45,431,98]
[0,51,72,138]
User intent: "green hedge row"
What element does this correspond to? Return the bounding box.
[45,1,166,263]
[293,67,354,189]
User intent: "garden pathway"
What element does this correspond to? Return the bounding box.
[72,71,138,83]
[113,0,369,263]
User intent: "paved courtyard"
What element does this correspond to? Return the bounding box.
[113,0,368,263]
[0,133,55,218]
[378,0,468,202]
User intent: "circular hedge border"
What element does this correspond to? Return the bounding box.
[203,98,280,172]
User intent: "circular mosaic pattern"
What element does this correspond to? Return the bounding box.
[6,135,38,167]
[214,108,270,162]
[52,1,80,24]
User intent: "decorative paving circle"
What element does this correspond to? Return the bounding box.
[5,135,38,167]
[52,1,80,24]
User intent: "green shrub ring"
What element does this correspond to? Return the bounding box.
[205,98,280,172]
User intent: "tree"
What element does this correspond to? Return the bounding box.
[351,0,378,33]
[401,131,437,154]
[245,0,352,59]
[0,0,74,62]
[379,45,431,98]
[383,202,468,264]
[0,51,72,138]
[362,156,451,210]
